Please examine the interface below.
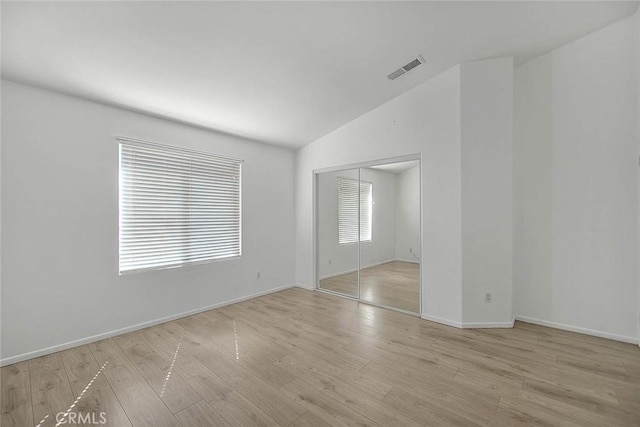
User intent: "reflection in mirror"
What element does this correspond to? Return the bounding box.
[317,168,359,298]
[359,160,420,313]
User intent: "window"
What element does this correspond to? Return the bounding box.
[338,177,372,244]
[118,138,242,274]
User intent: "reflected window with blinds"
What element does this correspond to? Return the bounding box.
[118,138,242,274]
[338,177,372,245]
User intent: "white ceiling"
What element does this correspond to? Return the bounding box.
[2,1,637,149]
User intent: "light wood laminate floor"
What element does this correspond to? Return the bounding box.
[319,261,420,313]
[2,288,640,426]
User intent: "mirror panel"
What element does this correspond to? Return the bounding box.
[317,168,359,298]
[359,161,421,313]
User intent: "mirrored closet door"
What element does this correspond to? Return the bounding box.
[317,168,360,299]
[316,159,421,314]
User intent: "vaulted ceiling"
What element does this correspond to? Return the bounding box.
[2,1,637,148]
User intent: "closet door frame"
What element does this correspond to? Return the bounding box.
[313,153,422,316]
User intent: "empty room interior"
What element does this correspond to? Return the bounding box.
[1,1,640,426]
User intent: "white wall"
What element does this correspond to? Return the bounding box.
[513,54,554,324]
[297,58,513,327]
[1,80,296,363]
[295,66,463,325]
[514,15,638,342]
[394,165,421,262]
[460,57,514,326]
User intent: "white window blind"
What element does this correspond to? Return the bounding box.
[338,177,372,244]
[118,138,242,274]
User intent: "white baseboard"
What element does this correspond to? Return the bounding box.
[515,315,638,345]
[462,319,515,329]
[294,283,315,291]
[319,258,415,280]
[0,283,296,367]
[319,267,358,281]
[318,259,387,280]
[393,257,420,264]
[420,314,515,330]
[421,313,463,329]
[292,290,636,345]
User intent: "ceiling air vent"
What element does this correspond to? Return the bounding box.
[387,56,425,80]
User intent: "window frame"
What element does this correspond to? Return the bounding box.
[117,137,243,274]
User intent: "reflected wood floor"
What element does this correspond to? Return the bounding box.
[319,261,420,313]
[2,288,640,426]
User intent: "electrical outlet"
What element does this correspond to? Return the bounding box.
[484,292,492,303]
[328,258,332,264]
[409,248,413,253]
[256,272,261,279]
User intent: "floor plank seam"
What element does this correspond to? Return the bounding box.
[380,386,393,402]
[173,398,204,416]
[27,358,36,426]
[115,337,181,424]
[87,344,135,427]
[55,360,109,426]
[286,411,307,426]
